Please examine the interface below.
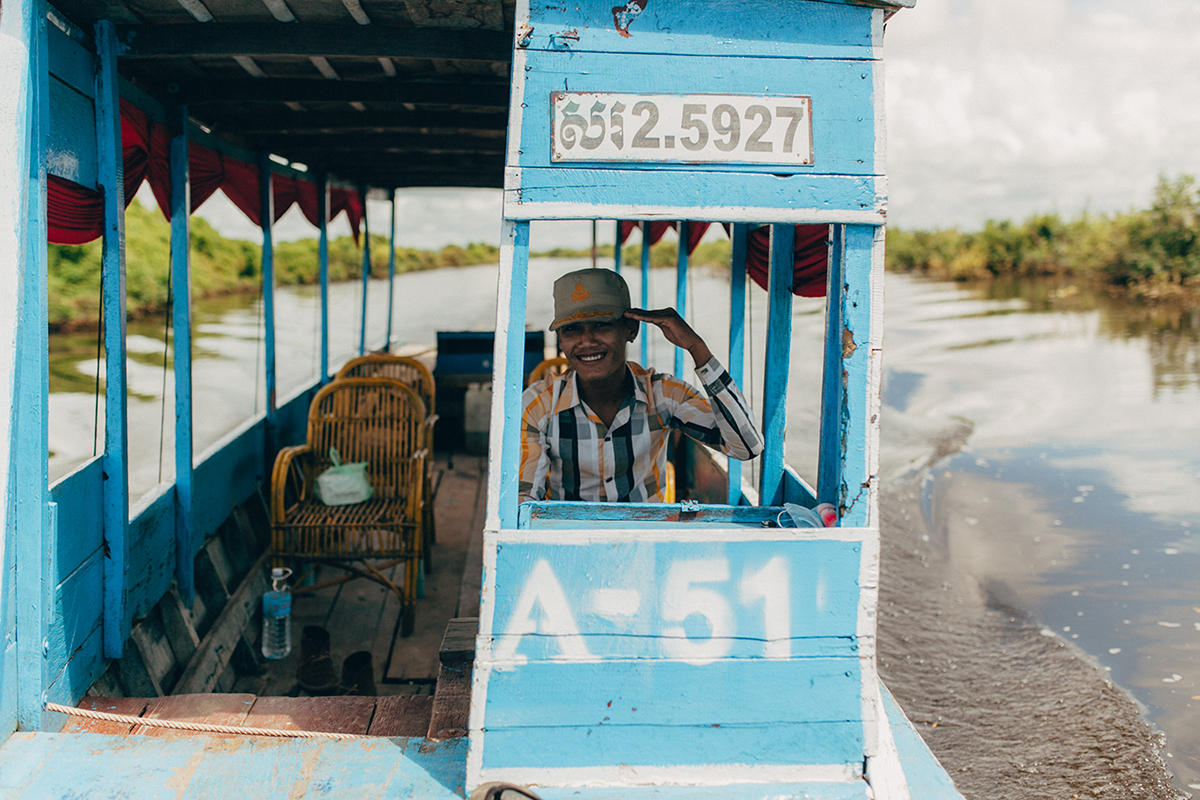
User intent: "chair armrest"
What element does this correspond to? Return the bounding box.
[271,444,312,522]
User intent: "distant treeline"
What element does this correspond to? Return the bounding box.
[887,175,1200,299]
[48,200,500,330]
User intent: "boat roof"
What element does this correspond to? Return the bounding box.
[45,0,911,194]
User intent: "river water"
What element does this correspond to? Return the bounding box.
[48,259,1197,797]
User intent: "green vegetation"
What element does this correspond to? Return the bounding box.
[534,239,733,269]
[48,199,500,330]
[887,175,1200,300]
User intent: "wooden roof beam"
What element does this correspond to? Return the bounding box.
[116,22,512,63]
[216,109,508,136]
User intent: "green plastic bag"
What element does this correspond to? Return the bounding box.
[313,447,374,506]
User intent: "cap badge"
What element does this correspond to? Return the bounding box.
[571,281,590,302]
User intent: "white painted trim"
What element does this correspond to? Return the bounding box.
[505,2,528,176]
[484,221,518,534]
[467,533,501,791]
[501,194,886,227]
[476,763,862,789]
[866,682,912,800]
[493,526,874,544]
[872,11,888,180]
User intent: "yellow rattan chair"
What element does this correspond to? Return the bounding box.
[336,354,439,558]
[526,356,570,387]
[271,377,427,636]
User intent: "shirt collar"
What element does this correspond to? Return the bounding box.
[553,362,650,416]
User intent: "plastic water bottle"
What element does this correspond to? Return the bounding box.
[261,567,292,660]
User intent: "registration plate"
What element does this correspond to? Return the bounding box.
[550,92,813,165]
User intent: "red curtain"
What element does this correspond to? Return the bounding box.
[745,224,830,298]
[618,219,675,248]
[47,99,363,245]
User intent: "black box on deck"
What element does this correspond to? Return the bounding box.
[433,331,545,453]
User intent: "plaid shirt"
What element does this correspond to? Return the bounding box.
[519,357,763,503]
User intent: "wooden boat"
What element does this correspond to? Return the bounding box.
[0,0,967,796]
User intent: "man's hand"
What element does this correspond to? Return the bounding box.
[624,307,714,367]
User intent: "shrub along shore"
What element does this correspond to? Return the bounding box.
[49,175,1198,330]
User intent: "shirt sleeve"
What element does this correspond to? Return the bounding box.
[518,383,553,503]
[671,356,764,461]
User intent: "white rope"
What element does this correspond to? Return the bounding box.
[45,702,361,740]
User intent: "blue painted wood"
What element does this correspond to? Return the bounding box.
[489,539,862,645]
[612,220,622,273]
[524,0,878,60]
[508,170,881,223]
[674,220,688,377]
[14,0,51,730]
[171,105,194,606]
[838,225,877,527]
[759,224,794,506]
[49,458,103,584]
[639,221,650,366]
[45,550,103,706]
[818,225,845,509]
[516,54,878,178]
[44,625,102,710]
[46,22,94,100]
[481,721,864,771]
[782,464,818,507]
[519,500,784,528]
[126,487,176,623]
[358,185,370,356]
[318,175,330,382]
[0,733,467,799]
[880,684,967,799]
[385,189,396,353]
[95,19,130,661]
[46,77,96,187]
[497,221,531,528]
[727,223,748,504]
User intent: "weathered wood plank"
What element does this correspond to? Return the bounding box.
[245,696,377,735]
[428,664,471,739]
[129,608,181,695]
[160,588,201,667]
[60,697,148,735]
[173,553,268,695]
[367,695,434,738]
[134,693,254,738]
[439,618,477,664]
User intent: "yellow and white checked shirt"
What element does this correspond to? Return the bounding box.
[519,357,763,503]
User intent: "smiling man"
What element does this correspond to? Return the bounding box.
[519,267,763,504]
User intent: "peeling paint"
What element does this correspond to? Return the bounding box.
[842,326,856,359]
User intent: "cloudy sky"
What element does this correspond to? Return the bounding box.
[187,0,1200,248]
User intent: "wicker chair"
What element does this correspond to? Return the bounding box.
[526,356,570,387]
[336,354,439,560]
[271,377,427,636]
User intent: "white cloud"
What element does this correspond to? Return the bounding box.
[884,0,1200,230]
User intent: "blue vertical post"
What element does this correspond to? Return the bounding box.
[835,225,879,527]
[317,174,330,382]
[385,189,396,353]
[613,220,622,274]
[759,224,794,507]
[97,19,131,660]
[259,154,277,473]
[726,223,749,505]
[11,0,52,730]
[170,106,195,605]
[639,221,650,366]
[818,225,845,510]
[674,220,689,377]
[358,186,371,355]
[491,220,530,530]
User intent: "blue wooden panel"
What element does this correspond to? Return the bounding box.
[46,551,103,686]
[519,500,784,528]
[126,487,176,624]
[46,77,96,187]
[49,457,103,585]
[727,223,748,504]
[760,224,794,506]
[0,733,467,799]
[481,720,864,770]
[45,625,103,710]
[524,0,877,60]
[496,221,530,529]
[880,685,966,799]
[485,659,861,727]
[508,169,881,222]
[782,465,818,507]
[192,423,265,545]
[517,53,878,177]
[818,225,845,508]
[261,155,277,414]
[171,109,195,605]
[838,225,876,527]
[639,222,650,366]
[46,23,94,99]
[490,540,862,650]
